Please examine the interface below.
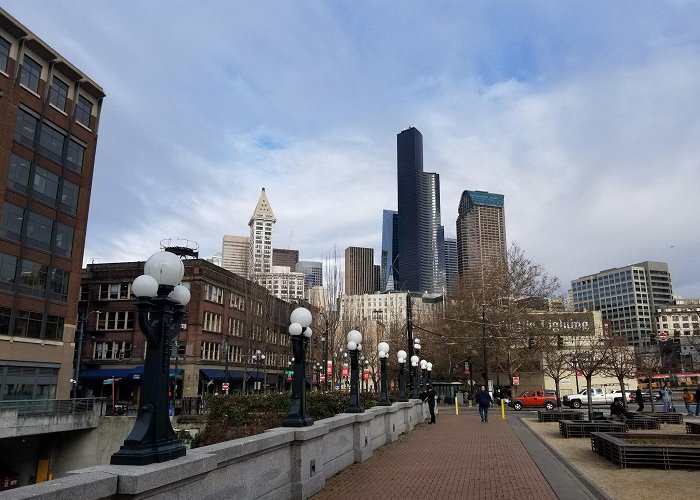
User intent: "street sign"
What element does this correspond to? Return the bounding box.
[222,382,229,391]
[658,331,668,342]
[512,376,520,385]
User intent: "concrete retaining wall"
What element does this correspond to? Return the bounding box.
[0,401,429,500]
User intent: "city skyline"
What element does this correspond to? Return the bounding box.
[4,2,699,297]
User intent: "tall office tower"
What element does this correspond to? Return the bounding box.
[381,210,399,291]
[444,237,458,292]
[0,7,105,400]
[456,190,507,285]
[222,235,250,276]
[571,261,674,347]
[345,247,376,295]
[296,260,323,289]
[396,127,445,293]
[248,188,275,276]
[273,248,299,269]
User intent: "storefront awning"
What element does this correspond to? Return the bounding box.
[79,368,133,380]
[129,366,183,381]
[199,369,264,382]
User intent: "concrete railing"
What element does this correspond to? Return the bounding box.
[0,398,103,439]
[0,400,429,500]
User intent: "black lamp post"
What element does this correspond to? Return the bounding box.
[420,359,427,392]
[71,310,101,399]
[359,355,366,392]
[283,307,314,427]
[410,354,420,399]
[397,350,408,402]
[111,251,189,465]
[221,337,230,394]
[378,341,391,406]
[314,362,322,392]
[426,362,433,385]
[345,329,364,413]
[252,349,265,394]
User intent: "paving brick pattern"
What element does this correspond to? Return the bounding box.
[311,408,557,500]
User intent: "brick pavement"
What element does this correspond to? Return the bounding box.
[311,407,558,500]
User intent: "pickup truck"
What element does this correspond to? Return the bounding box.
[562,388,634,409]
[508,389,558,411]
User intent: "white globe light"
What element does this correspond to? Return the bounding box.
[378,341,390,354]
[347,341,357,351]
[132,274,158,298]
[398,357,406,364]
[169,284,191,305]
[289,323,303,336]
[414,338,420,344]
[303,327,312,338]
[427,362,433,370]
[347,330,362,345]
[420,359,427,369]
[290,307,312,328]
[356,344,362,351]
[411,361,418,367]
[411,355,419,364]
[397,350,407,360]
[379,351,385,359]
[144,251,184,286]
[414,343,420,350]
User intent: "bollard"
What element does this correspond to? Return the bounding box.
[501,399,506,419]
[455,396,459,415]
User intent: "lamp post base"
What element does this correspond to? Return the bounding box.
[111,440,186,466]
[282,414,314,427]
[378,400,392,406]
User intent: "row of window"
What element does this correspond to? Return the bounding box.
[0,306,64,340]
[0,252,69,301]
[97,311,134,331]
[0,202,74,257]
[94,341,133,359]
[8,154,80,214]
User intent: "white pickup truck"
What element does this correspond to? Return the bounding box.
[562,387,634,408]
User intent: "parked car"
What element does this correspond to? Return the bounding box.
[508,389,558,411]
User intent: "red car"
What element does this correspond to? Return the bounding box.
[509,389,558,410]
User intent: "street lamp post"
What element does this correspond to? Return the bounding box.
[359,355,366,392]
[420,359,427,392]
[345,330,364,413]
[397,350,408,402]
[378,342,391,406]
[72,310,101,399]
[426,362,433,385]
[252,350,265,394]
[221,337,230,394]
[111,251,190,465]
[410,355,420,398]
[314,362,322,391]
[283,307,314,427]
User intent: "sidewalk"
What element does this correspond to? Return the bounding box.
[311,405,605,500]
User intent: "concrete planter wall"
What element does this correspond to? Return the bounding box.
[1,401,429,500]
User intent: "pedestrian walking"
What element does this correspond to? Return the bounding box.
[660,383,672,412]
[635,387,644,412]
[682,388,694,416]
[476,385,493,422]
[420,384,436,423]
[695,384,700,417]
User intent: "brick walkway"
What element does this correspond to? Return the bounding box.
[311,407,558,500]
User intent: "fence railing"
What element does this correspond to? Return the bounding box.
[0,398,104,417]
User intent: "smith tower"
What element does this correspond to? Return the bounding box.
[396,127,444,293]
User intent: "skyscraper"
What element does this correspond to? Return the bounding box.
[345,247,376,295]
[456,190,507,282]
[380,210,399,291]
[249,188,275,276]
[222,235,250,276]
[0,7,105,400]
[444,237,458,292]
[296,260,323,289]
[396,127,445,293]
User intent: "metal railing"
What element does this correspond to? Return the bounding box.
[0,398,104,417]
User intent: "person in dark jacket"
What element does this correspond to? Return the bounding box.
[420,384,436,423]
[476,385,493,422]
[610,400,634,422]
[635,387,644,412]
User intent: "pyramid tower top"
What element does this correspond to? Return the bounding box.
[249,187,276,225]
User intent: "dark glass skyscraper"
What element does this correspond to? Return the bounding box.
[381,210,399,291]
[396,127,445,293]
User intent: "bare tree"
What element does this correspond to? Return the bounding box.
[635,346,663,412]
[541,337,574,408]
[601,335,637,408]
[571,333,611,420]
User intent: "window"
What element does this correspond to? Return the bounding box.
[49,267,69,301]
[25,211,53,251]
[97,311,134,330]
[44,315,64,341]
[39,122,66,161]
[54,223,74,257]
[204,284,223,303]
[32,166,59,206]
[200,341,220,361]
[60,180,79,215]
[7,154,30,193]
[19,259,48,294]
[14,109,38,146]
[66,139,84,173]
[94,341,132,360]
[0,36,9,73]
[0,202,24,242]
[0,253,18,289]
[203,312,222,332]
[20,55,41,93]
[50,77,69,111]
[75,95,92,127]
[99,282,132,300]
[0,307,10,335]
[14,310,43,338]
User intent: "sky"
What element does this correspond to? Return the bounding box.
[4,1,700,297]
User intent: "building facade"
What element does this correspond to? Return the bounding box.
[272,248,299,269]
[571,261,674,347]
[0,8,105,401]
[221,235,249,276]
[296,260,323,289]
[444,237,458,292]
[456,190,507,282]
[248,188,275,276]
[344,247,376,296]
[396,127,445,294]
[380,209,399,292]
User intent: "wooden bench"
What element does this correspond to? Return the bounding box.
[537,409,585,422]
[686,421,700,434]
[559,419,628,438]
